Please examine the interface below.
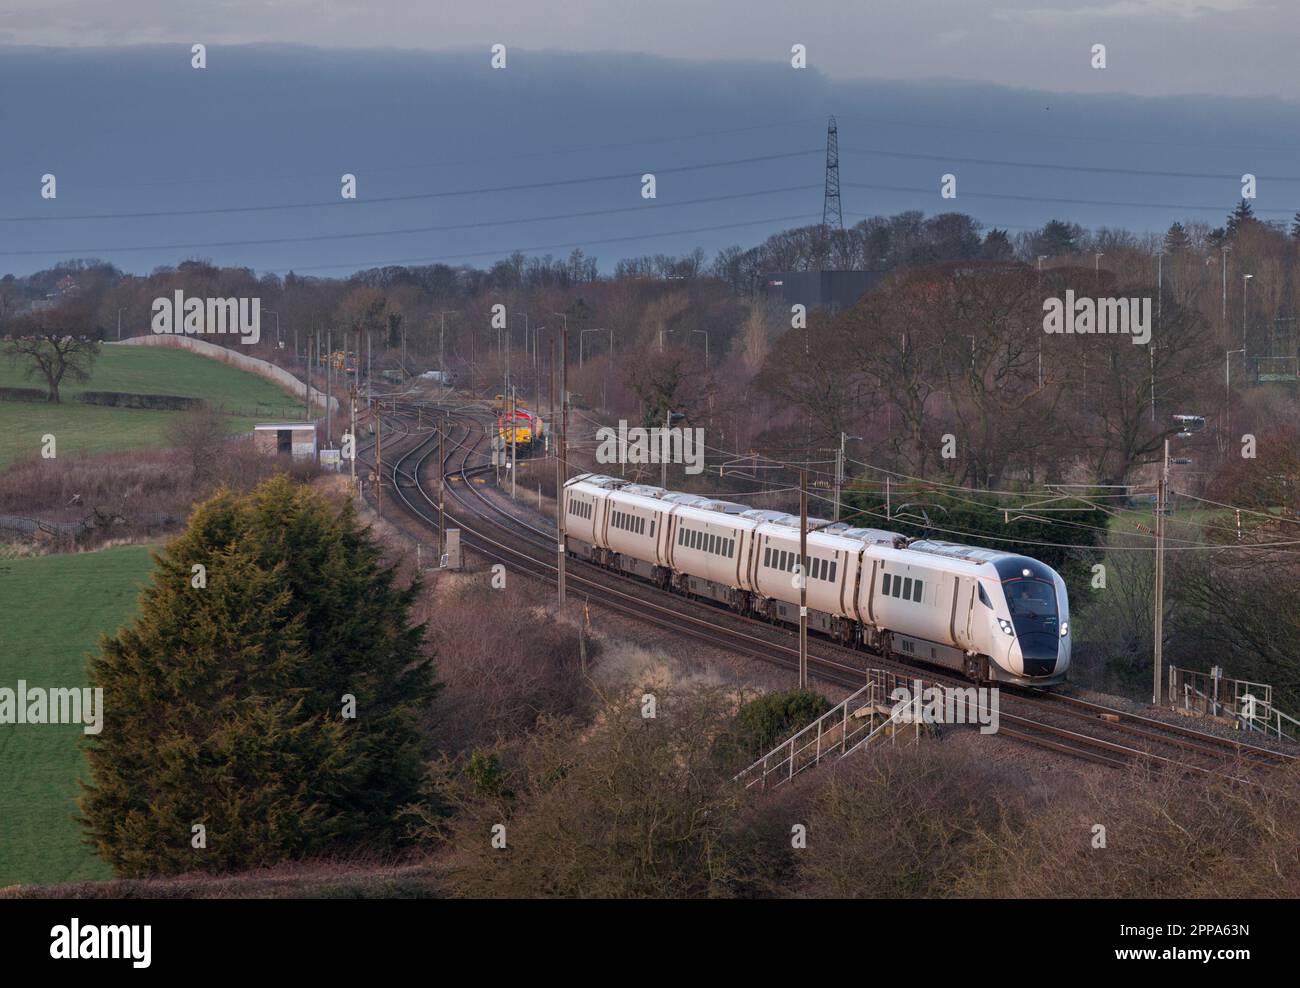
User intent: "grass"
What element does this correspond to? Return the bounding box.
[0,544,157,888]
[0,345,306,471]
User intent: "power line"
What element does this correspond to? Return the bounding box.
[0,183,822,258]
[0,115,826,196]
[0,149,823,224]
[833,110,1300,154]
[842,180,1300,217]
[842,146,1300,183]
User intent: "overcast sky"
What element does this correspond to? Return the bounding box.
[2,0,1296,100]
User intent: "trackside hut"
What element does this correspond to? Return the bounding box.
[253,422,318,460]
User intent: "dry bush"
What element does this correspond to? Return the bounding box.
[0,448,193,521]
[426,685,762,899]
[421,579,594,753]
[981,761,1300,898]
[2,857,447,900]
[166,403,230,485]
[0,436,319,551]
[787,743,1025,898]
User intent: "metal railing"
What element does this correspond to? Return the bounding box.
[734,668,922,792]
[1170,665,1297,742]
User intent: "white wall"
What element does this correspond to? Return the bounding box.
[111,335,338,414]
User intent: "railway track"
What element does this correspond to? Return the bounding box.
[356,397,1297,778]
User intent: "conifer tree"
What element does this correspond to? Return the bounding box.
[1226,199,1255,238]
[81,476,437,876]
[1163,221,1191,252]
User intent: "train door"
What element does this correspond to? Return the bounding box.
[949,575,977,650]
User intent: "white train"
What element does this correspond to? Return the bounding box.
[564,474,1069,686]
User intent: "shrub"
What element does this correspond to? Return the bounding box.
[80,475,439,876]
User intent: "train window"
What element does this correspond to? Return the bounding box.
[912,580,923,602]
[763,547,771,567]
[882,573,892,596]
[903,577,912,599]
[678,528,685,545]
[829,560,837,582]
[650,520,655,538]
[978,584,991,607]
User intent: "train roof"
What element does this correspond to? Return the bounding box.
[905,539,1017,564]
[567,473,625,490]
[567,475,1051,574]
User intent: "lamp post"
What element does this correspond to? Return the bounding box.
[1225,348,1245,443]
[438,310,457,391]
[262,308,280,350]
[1220,245,1231,337]
[1154,413,1205,705]
[580,327,612,367]
[116,306,127,341]
[1242,273,1253,351]
[692,329,709,367]
[834,432,863,520]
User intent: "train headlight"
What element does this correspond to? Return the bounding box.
[997,618,1014,636]
[1060,622,1069,637]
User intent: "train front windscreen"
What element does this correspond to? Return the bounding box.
[995,557,1062,675]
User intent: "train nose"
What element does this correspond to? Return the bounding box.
[1013,633,1060,678]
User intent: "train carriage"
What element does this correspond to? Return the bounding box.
[663,502,752,607]
[600,487,667,581]
[561,475,1069,687]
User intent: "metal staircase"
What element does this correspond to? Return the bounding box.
[734,668,924,792]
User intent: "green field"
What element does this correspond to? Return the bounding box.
[0,345,307,470]
[0,544,156,887]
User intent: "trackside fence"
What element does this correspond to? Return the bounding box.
[1170,665,1298,742]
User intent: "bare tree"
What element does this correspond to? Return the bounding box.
[166,402,228,486]
[3,333,100,402]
